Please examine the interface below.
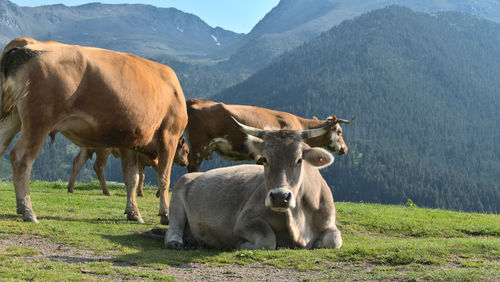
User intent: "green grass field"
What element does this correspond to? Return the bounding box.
[0,181,499,280]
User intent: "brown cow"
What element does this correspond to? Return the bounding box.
[67,136,189,196]
[166,117,342,250]
[0,37,187,224]
[185,99,354,172]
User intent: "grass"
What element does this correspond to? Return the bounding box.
[0,181,499,280]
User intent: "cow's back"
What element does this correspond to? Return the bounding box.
[187,99,231,138]
[187,99,305,132]
[224,104,304,130]
[172,165,265,248]
[11,39,187,150]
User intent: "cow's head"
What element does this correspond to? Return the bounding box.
[173,137,189,167]
[318,115,355,155]
[233,117,335,212]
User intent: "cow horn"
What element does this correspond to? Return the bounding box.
[337,115,356,124]
[231,116,266,139]
[301,122,336,139]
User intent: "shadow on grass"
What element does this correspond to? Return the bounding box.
[70,183,124,192]
[0,214,21,221]
[70,183,160,195]
[101,232,224,267]
[37,215,131,224]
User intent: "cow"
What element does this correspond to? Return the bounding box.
[185,99,354,172]
[0,37,187,224]
[67,136,189,196]
[166,117,343,250]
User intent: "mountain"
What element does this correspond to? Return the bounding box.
[214,6,500,213]
[217,0,500,75]
[2,2,500,213]
[3,0,500,97]
[0,0,247,98]
[0,0,243,60]
[3,0,500,70]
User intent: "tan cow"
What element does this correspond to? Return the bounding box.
[67,136,189,196]
[185,99,354,172]
[0,37,187,224]
[166,117,343,250]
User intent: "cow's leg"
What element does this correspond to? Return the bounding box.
[187,147,203,172]
[67,148,92,194]
[157,133,178,225]
[10,128,49,223]
[234,217,277,250]
[118,148,143,223]
[313,227,342,249]
[0,112,21,156]
[94,149,111,196]
[164,192,186,249]
[136,164,145,197]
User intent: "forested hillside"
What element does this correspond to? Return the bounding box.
[214,6,500,213]
[215,0,500,76]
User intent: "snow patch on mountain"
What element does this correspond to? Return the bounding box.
[211,34,221,46]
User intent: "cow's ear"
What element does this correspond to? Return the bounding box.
[303,147,334,169]
[326,115,337,123]
[246,135,264,159]
[313,116,319,121]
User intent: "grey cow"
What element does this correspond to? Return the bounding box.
[165,118,344,250]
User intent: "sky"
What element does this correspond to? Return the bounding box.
[9,0,280,34]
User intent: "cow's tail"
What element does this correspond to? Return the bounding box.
[0,47,40,121]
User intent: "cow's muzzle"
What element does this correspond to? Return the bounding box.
[265,188,296,212]
[338,145,348,155]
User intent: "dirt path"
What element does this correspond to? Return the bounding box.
[0,234,329,281]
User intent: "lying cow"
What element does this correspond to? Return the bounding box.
[0,37,187,224]
[166,117,343,250]
[67,137,189,196]
[185,99,353,172]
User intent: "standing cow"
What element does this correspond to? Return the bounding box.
[0,37,187,224]
[185,99,353,172]
[67,136,189,196]
[166,117,343,250]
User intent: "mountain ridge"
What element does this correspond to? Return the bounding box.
[0,0,243,59]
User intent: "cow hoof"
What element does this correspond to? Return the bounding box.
[137,192,144,197]
[103,190,110,196]
[155,190,160,198]
[126,213,144,224]
[166,240,183,250]
[160,214,169,225]
[23,212,39,223]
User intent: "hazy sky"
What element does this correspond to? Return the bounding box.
[9,0,280,33]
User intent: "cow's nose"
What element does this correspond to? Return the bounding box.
[266,188,296,210]
[270,191,292,204]
[338,146,347,155]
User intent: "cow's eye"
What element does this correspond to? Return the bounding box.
[258,157,268,166]
[295,158,303,167]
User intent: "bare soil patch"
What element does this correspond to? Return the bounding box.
[0,234,329,281]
